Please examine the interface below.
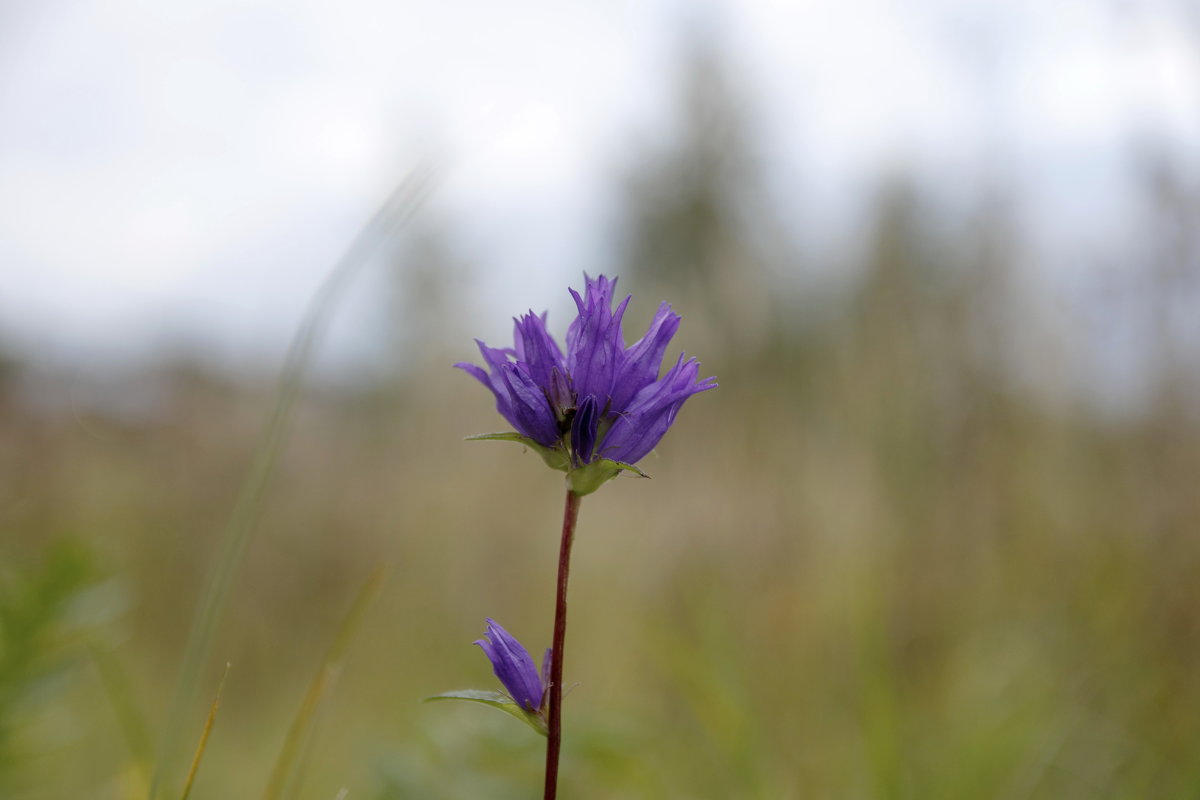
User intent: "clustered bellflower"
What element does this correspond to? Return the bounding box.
[456,274,716,495]
[434,274,715,798]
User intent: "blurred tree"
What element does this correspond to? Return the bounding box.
[378,215,474,382]
[613,32,780,364]
[0,346,21,418]
[1139,151,1200,414]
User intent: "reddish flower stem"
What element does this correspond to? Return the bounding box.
[544,489,582,800]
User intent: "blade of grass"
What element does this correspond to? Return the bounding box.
[148,164,437,800]
[180,662,231,800]
[88,641,155,790]
[262,566,387,800]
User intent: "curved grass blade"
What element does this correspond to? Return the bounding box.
[148,164,437,800]
[88,641,155,791]
[261,567,386,800]
[180,662,230,800]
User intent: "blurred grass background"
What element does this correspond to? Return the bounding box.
[4,37,1200,800]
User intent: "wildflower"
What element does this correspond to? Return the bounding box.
[475,618,549,712]
[456,274,715,494]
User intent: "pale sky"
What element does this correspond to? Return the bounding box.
[1,0,1196,375]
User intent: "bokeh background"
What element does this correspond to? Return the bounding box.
[3,1,1200,798]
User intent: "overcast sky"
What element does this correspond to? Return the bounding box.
[1,0,1197,375]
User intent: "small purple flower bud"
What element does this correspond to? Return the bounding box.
[571,394,601,465]
[474,618,544,711]
[548,366,574,420]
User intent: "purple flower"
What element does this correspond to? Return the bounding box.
[456,274,715,488]
[474,618,549,712]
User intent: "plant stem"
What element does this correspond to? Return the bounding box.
[544,489,582,800]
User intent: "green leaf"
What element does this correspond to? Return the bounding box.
[464,432,529,443]
[424,690,548,736]
[465,432,570,472]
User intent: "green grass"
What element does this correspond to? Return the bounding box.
[3,220,1199,797]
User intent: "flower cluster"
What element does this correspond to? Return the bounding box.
[456,274,715,493]
[435,274,716,745]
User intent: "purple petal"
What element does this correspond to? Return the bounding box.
[599,354,716,464]
[611,301,681,411]
[565,273,616,354]
[475,635,499,664]
[599,405,675,465]
[454,361,492,391]
[475,619,544,711]
[497,364,559,447]
[566,274,629,402]
[512,311,565,390]
[454,339,517,423]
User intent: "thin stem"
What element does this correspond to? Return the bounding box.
[544,489,582,800]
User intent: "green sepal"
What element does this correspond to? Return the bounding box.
[613,460,650,479]
[424,689,548,736]
[566,458,651,496]
[465,432,570,472]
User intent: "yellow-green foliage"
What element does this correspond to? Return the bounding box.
[3,162,1200,798]
[4,249,1199,799]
